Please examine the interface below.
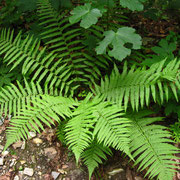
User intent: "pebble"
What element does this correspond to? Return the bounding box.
[14,175,20,180]
[2,150,9,157]
[44,147,57,159]
[12,141,23,149]
[24,168,34,176]
[32,138,43,145]
[0,144,4,151]
[58,169,67,174]
[51,171,60,180]
[21,141,26,149]
[10,159,16,167]
[0,117,4,125]
[20,160,26,164]
[135,176,143,180]
[62,164,68,169]
[0,157,4,165]
[108,168,124,176]
[28,132,36,139]
[38,171,42,175]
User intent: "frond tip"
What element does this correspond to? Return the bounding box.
[93,59,180,111]
[128,110,179,180]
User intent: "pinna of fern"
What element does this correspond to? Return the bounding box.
[4,94,78,150]
[92,58,180,111]
[37,0,110,84]
[128,110,179,180]
[0,28,75,95]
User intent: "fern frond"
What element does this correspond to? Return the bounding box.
[5,95,77,150]
[128,110,179,180]
[0,80,46,117]
[0,29,73,94]
[81,140,112,179]
[65,93,132,162]
[65,94,101,162]
[37,0,110,83]
[93,103,132,157]
[92,59,180,111]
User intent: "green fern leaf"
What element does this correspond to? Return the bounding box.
[4,95,77,150]
[65,94,101,162]
[82,140,112,179]
[0,80,43,117]
[37,0,109,84]
[0,29,73,94]
[128,110,179,180]
[93,103,132,157]
[92,59,180,110]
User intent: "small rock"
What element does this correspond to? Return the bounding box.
[12,141,23,149]
[38,172,42,175]
[33,138,43,145]
[20,160,26,164]
[21,141,26,149]
[0,145,4,151]
[0,117,4,125]
[135,176,143,180]
[58,169,67,175]
[8,115,12,120]
[28,132,36,139]
[62,165,68,169]
[0,157,4,165]
[108,168,124,176]
[51,171,60,180]
[44,147,57,159]
[2,150,9,157]
[31,155,36,163]
[10,159,16,167]
[23,168,34,176]
[14,175,19,180]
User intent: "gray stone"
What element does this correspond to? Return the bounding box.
[135,176,143,180]
[44,147,57,159]
[108,168,124,176]
[10,158,16,167]
[23,168,34,176]
[32,138,43,145]
[0,157,4,165]
[14,175,20,180]
[51,171,60,180]
[12,141,23,149]
[21,141,26,150]
[0,117,4,125]
[28,132,36,139]
[0,145,4,151]
[2,150,9,157]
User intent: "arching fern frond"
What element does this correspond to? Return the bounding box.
[0,80,51,117]
[81,140,112,179]
[92,59,180,111]
[4,95,77,150]
[65,93,132,162]
[128,110,179,180]
[0,29,73,94]
[65,94,101,162]
[93,102,131,157]
[37,0,110,84]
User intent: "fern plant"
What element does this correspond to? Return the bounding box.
[0,0,179,179]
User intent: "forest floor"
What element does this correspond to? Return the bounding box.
[0,118,180,180]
